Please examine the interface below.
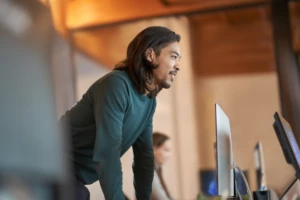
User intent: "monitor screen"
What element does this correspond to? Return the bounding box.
[200,169,249,196]
[273,112,300,179]
[254,141,267,190]
[235,170,249,196]
[215,104,235,197]
[200,170,218,196]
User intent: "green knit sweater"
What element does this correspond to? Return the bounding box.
[60,70,156,200]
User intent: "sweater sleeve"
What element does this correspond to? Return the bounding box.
[132,117,155,200]
[92,75,128,200]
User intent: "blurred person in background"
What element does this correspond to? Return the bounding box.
[151,132,173,200]
[59,26,181,200]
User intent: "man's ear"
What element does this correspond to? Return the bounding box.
[145,48,155,62]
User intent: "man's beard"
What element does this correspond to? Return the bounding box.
[148,77,171,97]
[159,80,171,89]
[149,85,163,97]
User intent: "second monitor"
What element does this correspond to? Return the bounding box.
[215,104,235,197]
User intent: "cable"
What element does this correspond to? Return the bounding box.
[278,177,298,200]
[231,164,253,200]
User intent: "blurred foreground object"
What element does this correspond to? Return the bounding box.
[0,0,72,199]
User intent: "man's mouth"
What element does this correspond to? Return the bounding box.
[169,71,177,81]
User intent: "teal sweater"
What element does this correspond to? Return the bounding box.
[60,70,156,200]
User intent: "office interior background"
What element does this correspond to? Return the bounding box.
[1,0,300,199]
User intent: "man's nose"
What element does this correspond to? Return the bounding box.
[174,63,180,71]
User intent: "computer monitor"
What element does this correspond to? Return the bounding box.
[215,104,235,197]
[254,141,267,190]
[273,112,300,179]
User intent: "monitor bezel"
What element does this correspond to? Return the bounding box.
[273,112,300,179]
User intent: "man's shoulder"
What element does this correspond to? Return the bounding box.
[101,70,131,85]
[86,70,131,100]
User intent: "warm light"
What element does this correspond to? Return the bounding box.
[48,0,69,36]
[38,0,48,6]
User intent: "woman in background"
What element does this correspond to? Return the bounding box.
[151,132,173,200]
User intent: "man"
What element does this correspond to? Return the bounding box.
[59,26,181,200]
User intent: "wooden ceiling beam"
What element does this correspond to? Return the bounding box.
[66,0,268,31]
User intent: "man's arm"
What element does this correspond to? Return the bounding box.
[132,119,155,200]
[92,75,128,200]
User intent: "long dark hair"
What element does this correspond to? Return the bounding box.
[152,132,170,148]
[115,26,180,96]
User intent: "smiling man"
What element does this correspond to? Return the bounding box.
[59,26,181,200]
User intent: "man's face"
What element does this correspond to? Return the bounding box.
[148,42,181,89]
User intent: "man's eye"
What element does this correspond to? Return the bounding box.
[172,56,177,59]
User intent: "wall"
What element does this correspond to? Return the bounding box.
[52,35,76,117]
